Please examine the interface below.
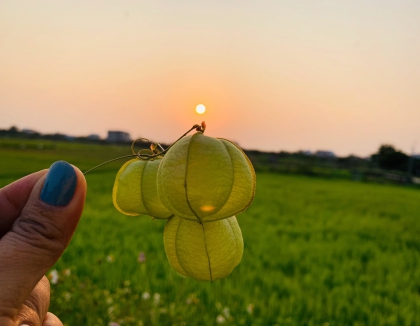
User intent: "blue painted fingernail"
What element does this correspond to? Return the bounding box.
[40,161,77,206]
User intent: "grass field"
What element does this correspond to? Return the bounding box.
[1,138,420,325]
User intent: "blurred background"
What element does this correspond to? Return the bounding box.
[1,1,420,325]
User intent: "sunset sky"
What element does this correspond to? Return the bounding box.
[1,0,419,156]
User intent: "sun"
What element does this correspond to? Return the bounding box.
[196,104,206,114]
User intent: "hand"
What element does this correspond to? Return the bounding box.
[0,161,87,326]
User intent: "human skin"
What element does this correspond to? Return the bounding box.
[0,162,86,326]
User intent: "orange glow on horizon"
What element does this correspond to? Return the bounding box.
[1,1,419,156]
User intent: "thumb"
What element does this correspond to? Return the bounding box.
[0,161,86,319]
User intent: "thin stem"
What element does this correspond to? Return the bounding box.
[131,138,150,155]
[83,154,139,175]
[157,143,165,151]
[83,123,203,175]
[134,124,201,160]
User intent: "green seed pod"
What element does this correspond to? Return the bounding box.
[163,215,244,282]
[113,158,172,219]
[157,132,256,222]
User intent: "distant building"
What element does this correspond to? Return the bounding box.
[87,134,101,140]
[315,150,336,159]
[107,131,131,143]
[21,129,37,134]
[64,135,75,141]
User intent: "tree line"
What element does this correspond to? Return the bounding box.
[1,126,419,178]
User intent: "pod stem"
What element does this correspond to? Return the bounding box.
[83,122,205,175]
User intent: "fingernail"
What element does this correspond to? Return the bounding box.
[40,161,77,206]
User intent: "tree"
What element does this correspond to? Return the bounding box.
[371,144,409,171]
[8,126,19,133]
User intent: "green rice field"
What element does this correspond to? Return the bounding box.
[1,138,420,325]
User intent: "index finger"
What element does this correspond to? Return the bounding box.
[17,276,50,326]
[42,312,63,326]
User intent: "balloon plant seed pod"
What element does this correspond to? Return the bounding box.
[163,215,244,282]
[157,131,256,222]
[113,156,172,219]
